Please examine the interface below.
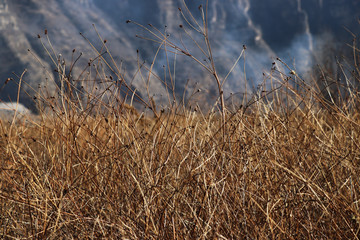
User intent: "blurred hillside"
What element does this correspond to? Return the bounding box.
[0,0,359,110]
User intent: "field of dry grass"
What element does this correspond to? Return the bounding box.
[1,2,360,239]
[1,72,360,239]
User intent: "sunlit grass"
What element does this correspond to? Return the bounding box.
[1,2,360,239]
[1,69,360,238]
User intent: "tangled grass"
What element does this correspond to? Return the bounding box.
[1,2,360,238]
[1,69,360,239]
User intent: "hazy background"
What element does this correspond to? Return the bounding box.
[0,0,359,110]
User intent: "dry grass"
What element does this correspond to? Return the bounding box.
[1,71,360,239]
[1,2,360,239]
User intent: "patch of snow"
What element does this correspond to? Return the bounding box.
[0,102,31,120]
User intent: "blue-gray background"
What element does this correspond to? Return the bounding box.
[0,0,359,110]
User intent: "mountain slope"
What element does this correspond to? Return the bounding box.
[0,0,359,110]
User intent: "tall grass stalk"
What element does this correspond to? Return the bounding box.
[128,1,247,138]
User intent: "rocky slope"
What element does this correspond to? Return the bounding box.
[0,0,359,110]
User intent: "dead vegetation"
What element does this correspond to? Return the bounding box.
[1,66,360,239]
[1,1,360,239]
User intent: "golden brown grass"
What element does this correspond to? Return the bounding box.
[1,78,360,239]
[1,2,360,238]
